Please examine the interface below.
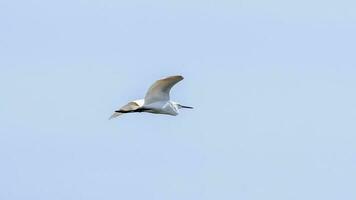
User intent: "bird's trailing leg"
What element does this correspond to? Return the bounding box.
[115,108,153,113]
[134,108,154,112]
[115,110,133,113]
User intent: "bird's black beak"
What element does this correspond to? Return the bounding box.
[180,105,194,109]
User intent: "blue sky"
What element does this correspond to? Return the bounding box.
[1,0,356,199]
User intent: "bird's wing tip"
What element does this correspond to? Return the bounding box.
[163,75,184,80]
[109,112,123,120]
[177,75,184,79]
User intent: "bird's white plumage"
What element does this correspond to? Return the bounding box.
[109,99,144,119]
[110,75,191,119]
[144,75,184,105]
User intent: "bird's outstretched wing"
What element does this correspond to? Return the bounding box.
[144,75,184,105]
[109,99,144,119]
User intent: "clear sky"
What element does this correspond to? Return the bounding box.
[1,0,356,199]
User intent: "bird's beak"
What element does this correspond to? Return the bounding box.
[180,105,194,109]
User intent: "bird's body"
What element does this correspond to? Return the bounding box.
[110,75,192,119]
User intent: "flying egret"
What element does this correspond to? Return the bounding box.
[110,75,193,119]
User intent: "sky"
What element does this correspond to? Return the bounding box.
[1,0,356,199]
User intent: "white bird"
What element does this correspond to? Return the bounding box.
[110,75,193,119]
